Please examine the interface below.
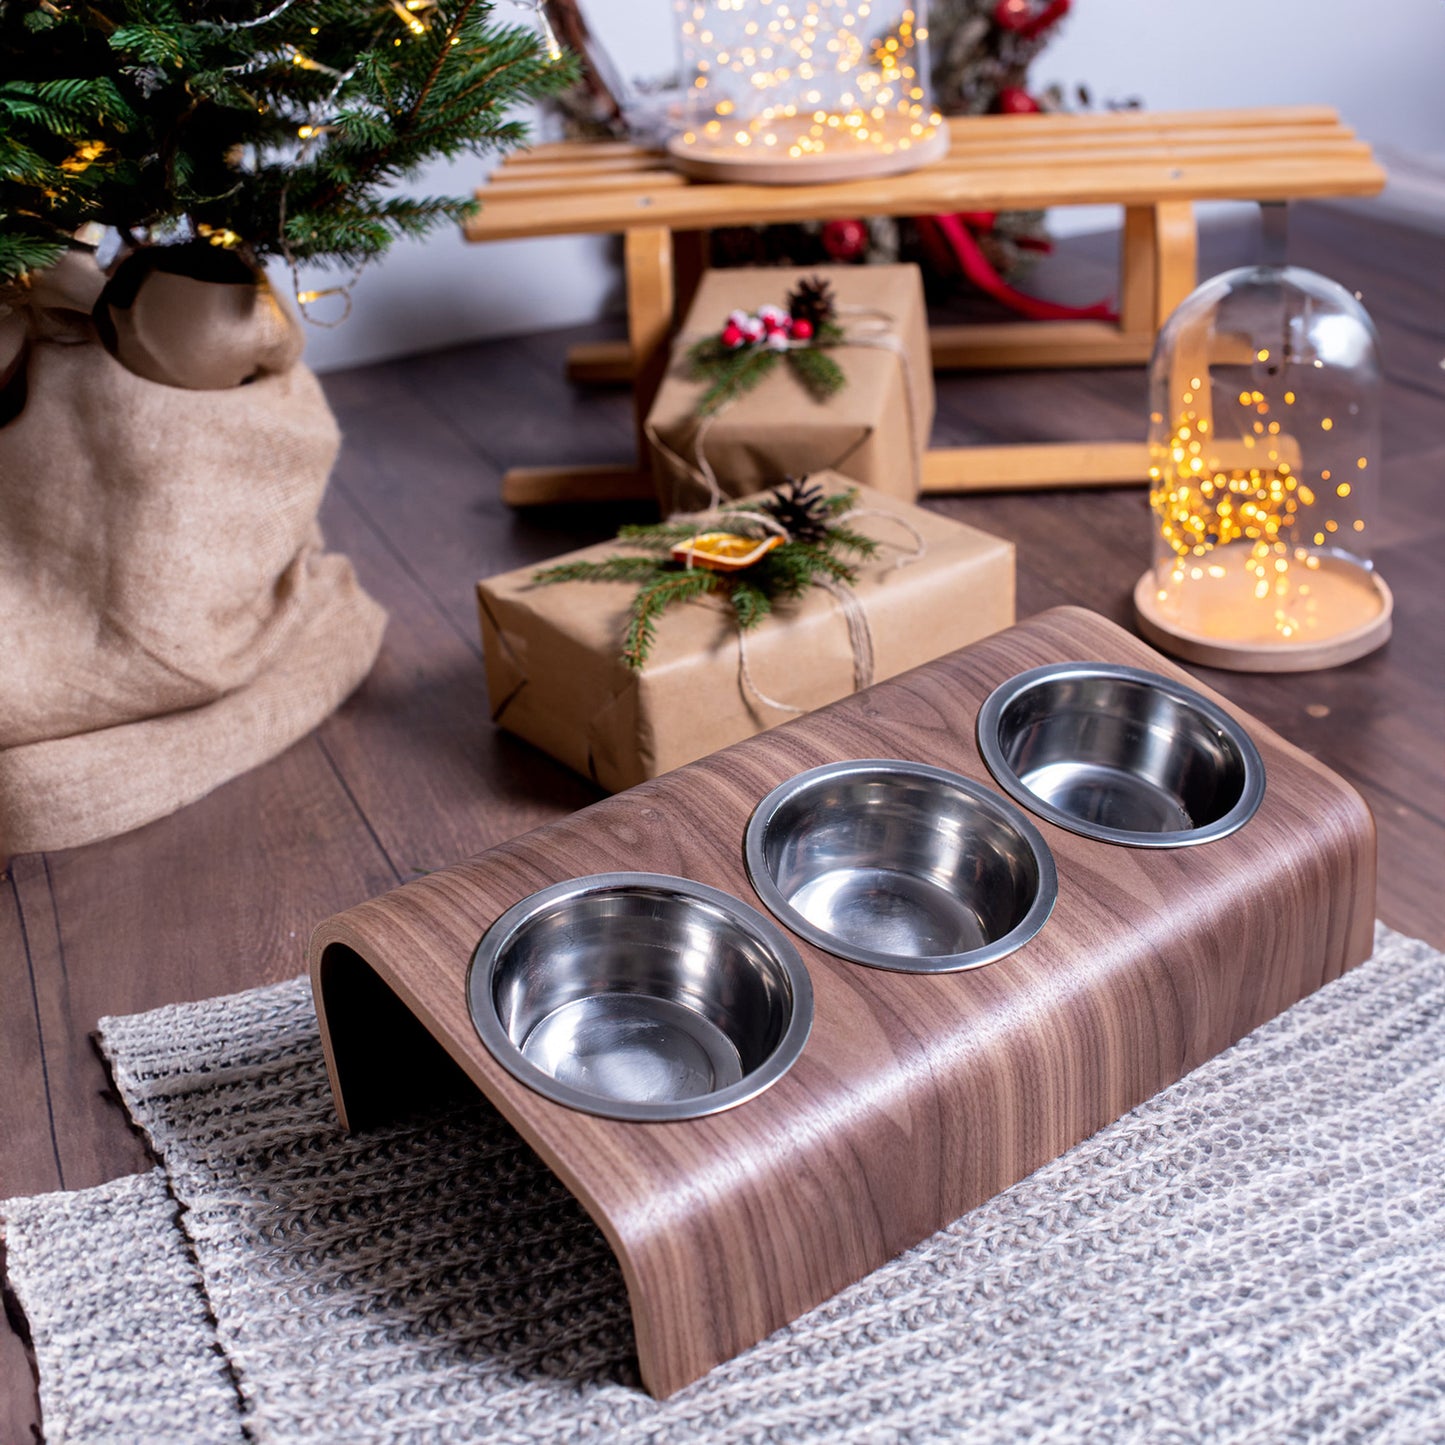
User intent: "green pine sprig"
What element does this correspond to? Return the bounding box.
[684,318,847,417]
[685,338,781,416]
[614,520,715,550]
[787,339,846,403]
[531,555,662,585]
[531,482,874,670]
[621,567,722,670]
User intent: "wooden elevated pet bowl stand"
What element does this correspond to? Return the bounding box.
[310,608,1376,1399]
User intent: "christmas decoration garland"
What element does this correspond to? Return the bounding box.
[532,478,878,669]
[685,276,846,416]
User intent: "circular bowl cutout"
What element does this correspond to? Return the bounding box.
[467,873,812,1122]
[744,760,1057,973]
[976,662,1266,848]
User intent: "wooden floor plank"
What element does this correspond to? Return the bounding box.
[24,738,400,1195]
[311,482,602,875]
[321,352,647,646]
[0,870,59,1202]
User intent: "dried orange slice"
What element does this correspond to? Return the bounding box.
[670,531,782,571]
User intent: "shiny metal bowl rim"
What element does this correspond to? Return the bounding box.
[466,871,814,1123]
[743,758,1058,974]
[975,661,1266,849]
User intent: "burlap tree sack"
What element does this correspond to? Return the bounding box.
[0,245,387,855]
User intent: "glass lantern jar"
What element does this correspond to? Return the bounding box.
[1134,263,1393,671]
[667,0,947,183]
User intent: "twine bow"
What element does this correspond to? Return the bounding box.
[665,496,927,716]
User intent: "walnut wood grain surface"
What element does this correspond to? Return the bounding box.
[312,607,1375,1397]
[1,202,1439,1438]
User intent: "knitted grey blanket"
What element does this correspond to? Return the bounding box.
[4,923,1444,1443]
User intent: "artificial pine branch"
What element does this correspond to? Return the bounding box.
[686,315,847,417]
[616,520,716,549]
[687,343,780,416]
[786,342,846,404]
[532,479,877,668]
[532,555,661,585]
[729,578,773,630]
[780,540,861,586]
[818,524,879,559]
[623,568,720,670]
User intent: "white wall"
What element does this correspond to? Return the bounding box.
[298,0,1445,371]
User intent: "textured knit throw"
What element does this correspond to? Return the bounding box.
[4,923,1444,1443]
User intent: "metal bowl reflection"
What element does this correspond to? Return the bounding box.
[976,662,1265,847]
[467,873,812,1122]
[744,760,1056,973]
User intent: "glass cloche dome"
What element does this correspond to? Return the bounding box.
[668,0,947,183]
[1134,263,1392,671]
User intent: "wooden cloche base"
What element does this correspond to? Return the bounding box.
[667,120,950,185]
[309,608,1376,1400]
[1134,559,1393,673]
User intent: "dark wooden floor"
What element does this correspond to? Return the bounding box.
[3,202,1442,1438]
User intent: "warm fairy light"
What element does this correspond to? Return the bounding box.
[197,224,242,249]
[387,0,427,32]
[675,0,941,164]
[1149,375,1373,642]
[523,0,564,60]
[60,140,106,173]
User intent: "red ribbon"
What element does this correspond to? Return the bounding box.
[914,212,1118,323]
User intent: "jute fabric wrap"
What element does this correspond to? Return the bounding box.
[0,248,386,853]
[4,924,1443,1441]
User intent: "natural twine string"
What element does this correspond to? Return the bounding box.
[663,497,926,716]
[648,302,928,714]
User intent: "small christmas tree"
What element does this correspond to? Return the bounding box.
[0,0,573,285]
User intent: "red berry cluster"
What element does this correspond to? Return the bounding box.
[720,304,814,352]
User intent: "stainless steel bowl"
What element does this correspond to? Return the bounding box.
[976,662,1266,848]
[467,873,813,1122]
[744,760,1057,973]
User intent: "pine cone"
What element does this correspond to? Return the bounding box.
[760,476,831,543]
[787,275,836,331]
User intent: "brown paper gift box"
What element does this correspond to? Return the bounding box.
[477,479,1014,793]
[645,265,934,511]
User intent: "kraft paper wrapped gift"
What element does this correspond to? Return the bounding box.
[645,265,934,510]
[477,479,1013,793]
